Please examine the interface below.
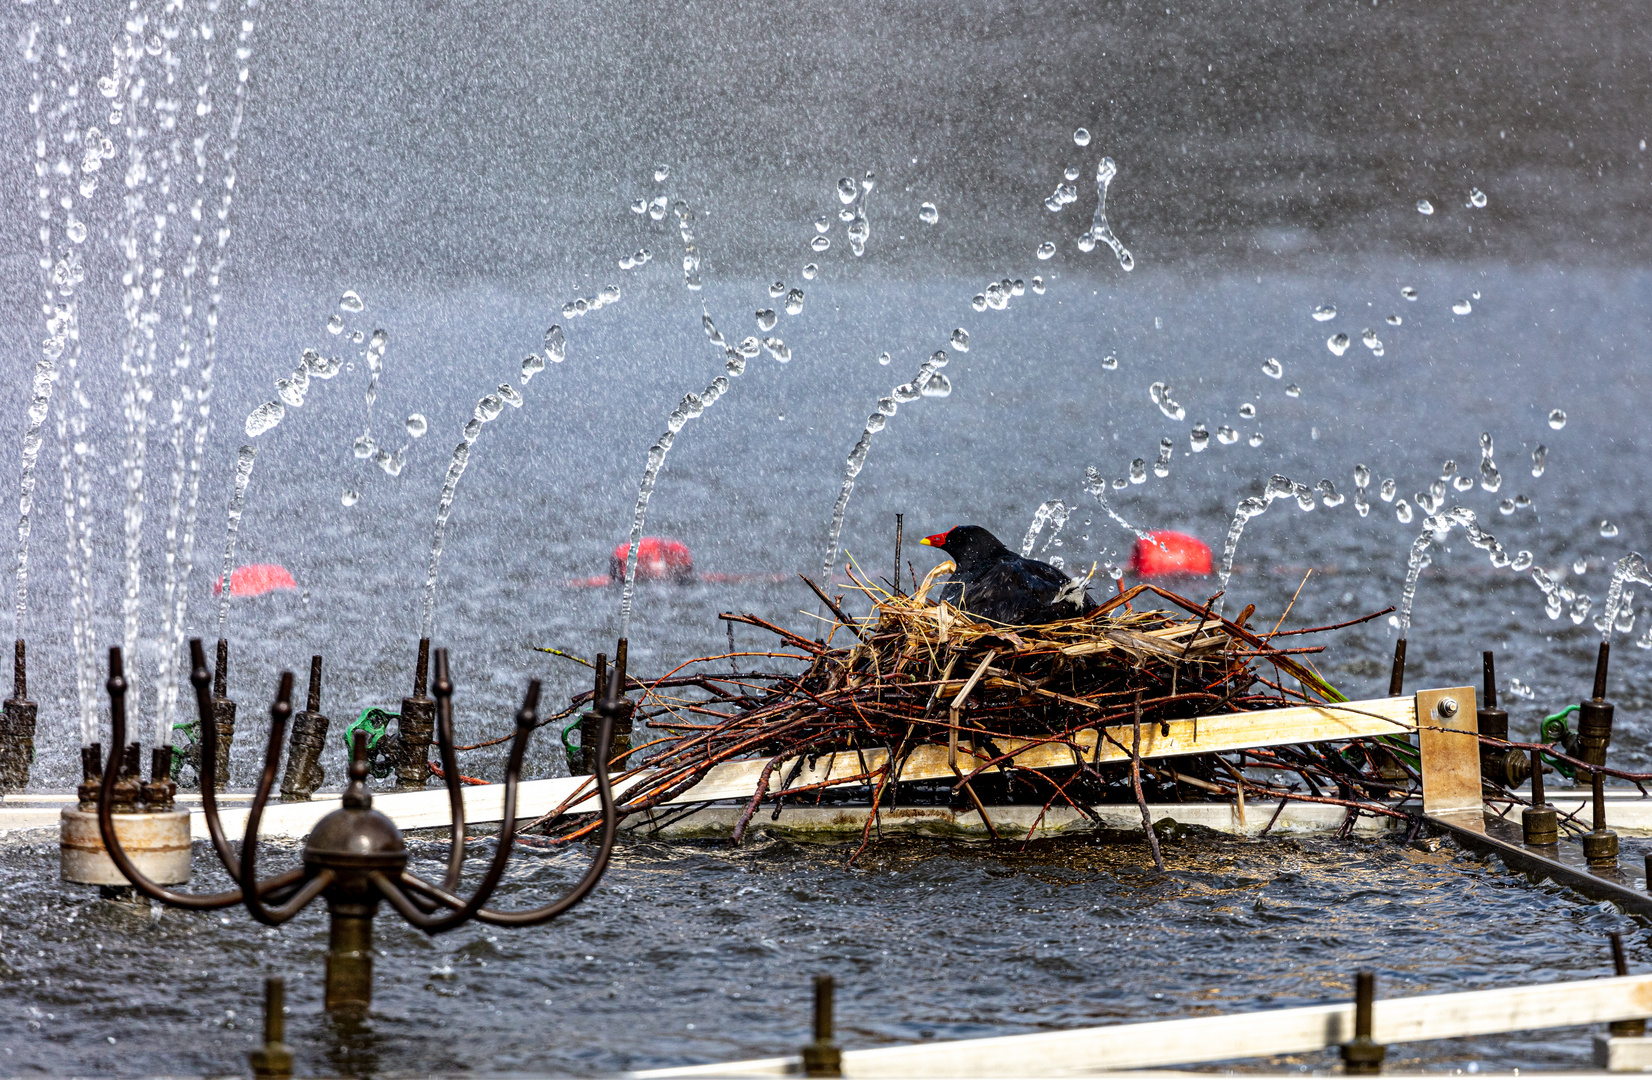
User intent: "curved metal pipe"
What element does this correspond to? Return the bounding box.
[188,638,244,879]
[391,662,540,933]
[96,646,271,909]
[474,663,620,927]
[240,671,301,926]
[432,649,467,892]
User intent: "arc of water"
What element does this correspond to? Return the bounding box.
[1087,157,1134,271]
[1213,475,1316,616]
[817,348,953,589]
[1396,506,1513,635]
[421,329,566,639]
[1021,500,1065,557]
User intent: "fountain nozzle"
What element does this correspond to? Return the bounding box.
[0,639,37,793]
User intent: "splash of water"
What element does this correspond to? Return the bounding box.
[1215,475,1316,615]
[1598,554,1652,643]
[12,356,56,642]
[1088,157,1134,270]
[817,346,956,588]
[1083,465,1153,543]
[1396,506,1512,634]
[1021,500,1069,557]
[214,446,259,637]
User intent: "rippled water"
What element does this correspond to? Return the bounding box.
[1,828,1643,1076]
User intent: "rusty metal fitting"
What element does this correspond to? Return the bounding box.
[1340,970,1386,1075]
[395,639,434,790]
[110,741,142,814]
[281,656,329,802]
[76,743,103,811]
[801,974,843,1078]
[0,638,38,792]
[1576,642,1614,769]
[211,638,238,789]
[141,747,177,811]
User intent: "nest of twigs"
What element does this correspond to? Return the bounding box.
[519,562,1416,863]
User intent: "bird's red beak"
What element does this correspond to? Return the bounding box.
[919,530,950,548]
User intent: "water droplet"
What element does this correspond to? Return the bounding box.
[1285,384,1301,398]
[497,383,523,408]
[1416,199,1434,215]
[1190,424,1210,452]
[1601,520,1620,538]
[327,314,344,335]
[1574,557,1589,576]
[67,219,86,244]
[1031,277,1046,294]
[1548,409,1567,430]
[1498,498,1515,515]
[352,433,376,459]
[877,352,892,366]
[1037,241,1056,260]
[475,395,504,423]
[1327,334,1350,356]
[1532,444,1548,477]
[814,216,831,234]
[1312,304,1337,322]
[1362,328,1380,349]
[1148,381,1186,420]
[339,290,364,313]
[244,401,285,437]
[929,350,949,369]
[865,414,887,433]
[838,207,856,223]
[1469,187,1487,208]
[1073,127,1091,146]
[802,263,818,279]
[756,309,778,331]
[892,384,920,403]
[1238,402,1256,419]
[1511,551,1534,573]
[1453,475,1475,492]
[1452,299,1473,315]
[1100,355,1118,371]
[769,281,786,298]
[920,373,953,398]
[1129,459,1147,484]
[1216,426,1239,445]
[1401,286,1419,301]
[1111,477,1127,490]
[737,336,762,358]
[654,164,670,182]
[351,329,366,344]
[1262,358,1282,378]
[919,202,939,224]
[1076,233,1097,253]
[971,295,988,312]
[762,337,791,363]
[837,177,858,204]
[1317,480,1345,508]
[649,198,668,221]
[1247,432,1265,448]
[1380,478,1397,502]
[785,289,805,315]
[1385,314,1402,326]
[341,489,360,507]
[877,396,897,415]
[950,328,969,352]
[631,198,648,214]
[405,413,428,438]
[1396,499,1414,524]
[1472,290,1481,300]
[811,235,831,253]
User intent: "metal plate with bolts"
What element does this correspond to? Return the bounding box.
[1417,685,1481,818]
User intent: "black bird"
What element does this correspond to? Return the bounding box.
[919,525,1096,624]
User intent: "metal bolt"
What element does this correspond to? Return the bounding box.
[1436,697,1459,719]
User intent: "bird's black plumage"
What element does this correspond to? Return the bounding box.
[920,525,1096,624]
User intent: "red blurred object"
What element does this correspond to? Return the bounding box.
[609,537,695,583]
[1128,531,1213,577]
[211,563,298,597]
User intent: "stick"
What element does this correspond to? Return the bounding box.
[799,575,869,642]
[1131,692,1165,871]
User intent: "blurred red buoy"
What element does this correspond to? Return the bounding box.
[609,537,695,583]
[1129,531,1213,577]
[211,563,298,597]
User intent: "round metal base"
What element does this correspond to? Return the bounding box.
[59,807,191,886]
[1583,828,1620,867]
[1522,806,1559,846]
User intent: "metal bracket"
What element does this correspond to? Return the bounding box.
[1416,685,1480,817]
